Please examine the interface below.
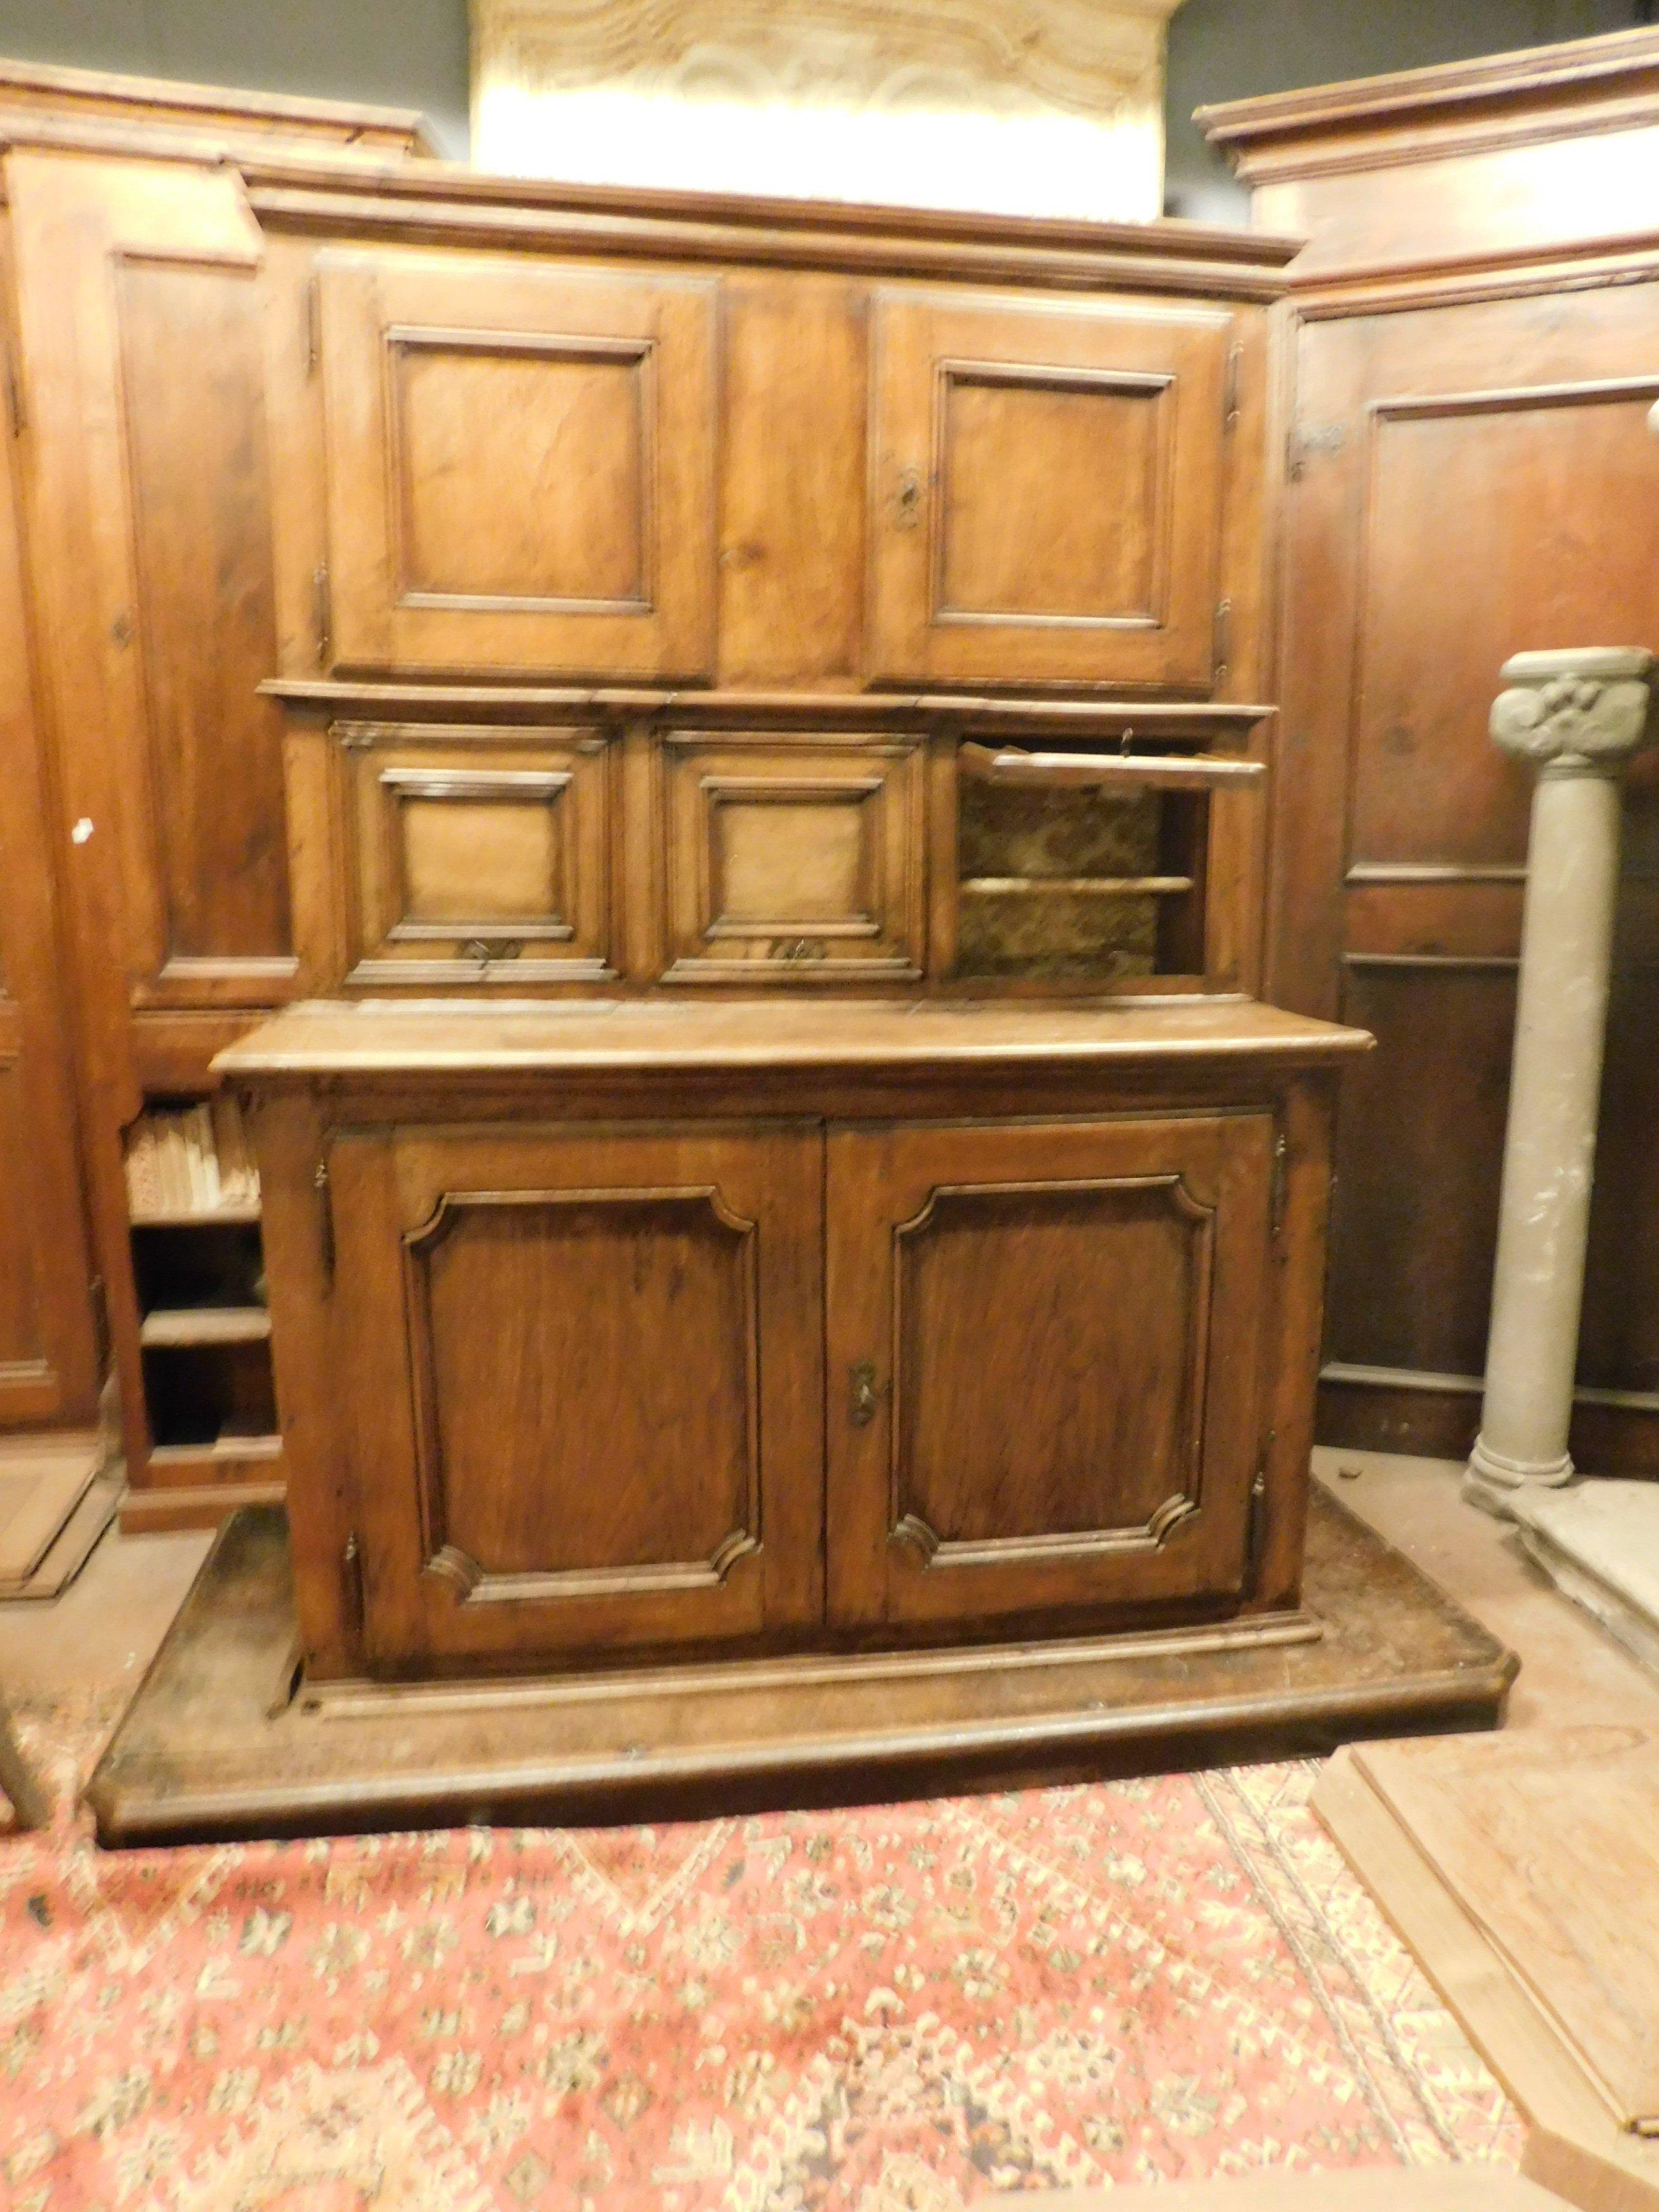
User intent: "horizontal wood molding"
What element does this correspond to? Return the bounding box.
[264,680,1275,741]
[1197,25,1659,180]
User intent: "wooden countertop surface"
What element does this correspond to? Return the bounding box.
[216,997,1373,1082]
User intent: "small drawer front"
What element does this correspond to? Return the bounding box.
[342,727,614,985]
[662,737,924,980]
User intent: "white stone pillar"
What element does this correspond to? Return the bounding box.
[1466,648,1658,1515]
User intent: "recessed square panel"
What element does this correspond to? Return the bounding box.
[397,791,563,929]
[393,337,647,607]
[713,793,872,930]
[662,740,924,977]
[343,734,612,981]
[939,367,1168,624]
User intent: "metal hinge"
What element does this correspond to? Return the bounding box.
[1212,597,1231,682]
[313,564,331,665]
[1286,417,1347,483]
[1246,1458,1270,1582]
[1270,1128,1289,1244]
[1223,340,1242,431]
[340,1532,365,1641]
[305,272,321,375]
[314,1154,335,1286]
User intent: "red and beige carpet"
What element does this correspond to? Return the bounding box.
[1,1692,1520,2211]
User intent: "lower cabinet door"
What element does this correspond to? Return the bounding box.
[330,1124,823,1669]
[824,1114,1275,1632]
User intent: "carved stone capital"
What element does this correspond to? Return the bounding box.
[1490,647,1658,778]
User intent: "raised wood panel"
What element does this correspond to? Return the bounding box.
[332,1124,823,1666]
[868,292,1233,689]
[0,1052,45,1383]
[319,251,718,678]
[825,1113,1274,1630]
[1327,966,1514,1380]
[1273,285,1659,1460]
[405,1189,759,1599]
[893,1179,1213,1552]
[394,339,644,607]
[716,274,867,687]
[338,726,615,987]
[940,367,1168,622]
[1353,380,1659,872]
[0,295,100,1426]
[661,737,924,979]
[5,149,293,1027]
[115,258,292,987]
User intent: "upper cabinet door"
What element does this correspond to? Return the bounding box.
[869,293,1234,690]
[825,1113,1274,1633]
[319,252,719,678]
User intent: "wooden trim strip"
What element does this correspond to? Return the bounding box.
[1321,1360,1659,1416]
[1343,951,1519,972]
[245,186,1297,300]
[1196,24,1659,154]
[262,680,1276,739]
[1346,863,1527,885]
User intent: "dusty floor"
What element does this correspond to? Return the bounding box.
[5,1445,1658,1736]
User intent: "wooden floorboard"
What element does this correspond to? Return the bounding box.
[1314,1744,1659,2212]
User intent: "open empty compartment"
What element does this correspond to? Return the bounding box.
[954,741,1262,987]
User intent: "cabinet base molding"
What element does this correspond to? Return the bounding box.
[117,1474,287,1535]
[87,1485,1515,1846]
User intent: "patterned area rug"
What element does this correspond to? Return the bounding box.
[1,1692,1520,2212]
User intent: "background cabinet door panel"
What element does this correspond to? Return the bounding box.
[825,1114,1273,1629]
[337,726,615,986]
[1275,287,1659,1464]
[320,251,718,678]
[331,1125,822,1667]
[869,293,1233,689]
[661,737,924,979]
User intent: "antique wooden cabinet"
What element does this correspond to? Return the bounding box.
[0,54,1386,1784]
[0,60,1303,1526]
[1201,24,1659,1473]
[221,1000,1362,1692]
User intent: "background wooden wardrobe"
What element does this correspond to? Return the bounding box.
[0,62,433,1531]
[1203,24,1659,1475]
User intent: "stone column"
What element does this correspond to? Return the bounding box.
[1465,648,1658,1515]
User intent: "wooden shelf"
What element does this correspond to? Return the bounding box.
[962,874,1196,897]
[140,1307,271,1349]
[959,743,1265,792]
[129,1203,262,1227]
[147,1433,283,1481]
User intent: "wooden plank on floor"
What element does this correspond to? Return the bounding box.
[1352,1729,1659,2135]
[974,2168,1566,2209]
[0,1431,100,1586]
[1313,1746,1659,2212]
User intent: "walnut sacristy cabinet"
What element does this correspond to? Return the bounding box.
[0,115,1366,1796]
[222,1003,1363,1694]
